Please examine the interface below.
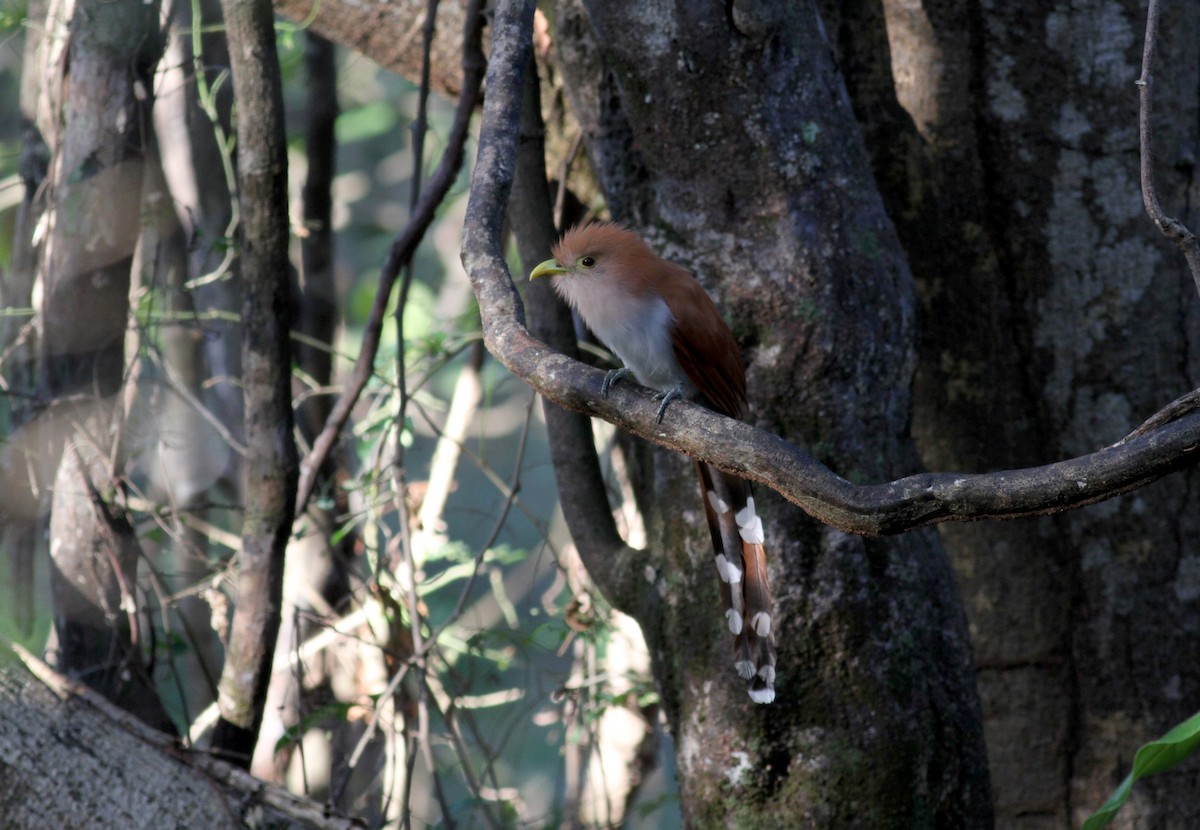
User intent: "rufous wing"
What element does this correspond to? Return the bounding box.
[658,263,747,419]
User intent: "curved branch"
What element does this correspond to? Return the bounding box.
[1137,0,1200,293]
[506,47,652,621]
[463,0,1200,539]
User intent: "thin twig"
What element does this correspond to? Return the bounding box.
[340,390,536,811]
[422,672,505,830]
[393,2,443,825]
[1117,386,1200,444]
[407,391,558,544]
[294,0,487,516]
[145,348,250,457]
[431,391,535,632]
[184,0,240,290]
[1137,0,1200,294]
[415,340,485,538]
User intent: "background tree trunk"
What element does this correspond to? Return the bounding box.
[4,0,1197,823]
[209,0,298,765]
[548,0,992,825]
[33,0,167,728]
[251,31,356,785]
[831,0,1200,826]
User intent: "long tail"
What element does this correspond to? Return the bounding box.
[696,461,777,703]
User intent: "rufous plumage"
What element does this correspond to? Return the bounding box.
[531,223,778,703]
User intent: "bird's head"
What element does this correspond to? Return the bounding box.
[528,223,653,284]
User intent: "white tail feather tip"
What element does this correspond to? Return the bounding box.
[738,516,765,545]
[715,553,743,585]
[716,553,732,583]
[735,497,756,527]
[726,609,742,634]
[735,660,756,680]
[749,686,776,704]
[707,490,730,514]
[758,665,776,684]
[751,612,771,637]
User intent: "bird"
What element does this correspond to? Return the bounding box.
[529,222,777,704]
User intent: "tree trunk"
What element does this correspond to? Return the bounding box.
[33,0,167,727]
[153,0,244,496]
[210,0,298,765]
[835,0,1200,826]
[48,416,174,732]
[0,663,358,829]
[252,30,354,784]
[549,0,991,824]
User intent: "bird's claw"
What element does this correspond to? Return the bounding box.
[603,370,682,423]
[652,387,683,423]
[601,367,632,399]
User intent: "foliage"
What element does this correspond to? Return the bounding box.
[0,8,676,826]
[1083,710,1200,830]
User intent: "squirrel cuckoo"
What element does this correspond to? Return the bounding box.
[530,223,777,704]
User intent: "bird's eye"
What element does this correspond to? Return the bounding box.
[580,256,596,268]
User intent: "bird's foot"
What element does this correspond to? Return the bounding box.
[601,367,632,399]
[652,385,684,423]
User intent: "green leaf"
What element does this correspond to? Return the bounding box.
[335,101,399,145]
[1083,709,1200,830]
[273,701,356,753]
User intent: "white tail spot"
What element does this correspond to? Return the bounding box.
[715,553,743,584]
[737,516,764,545]
[707,490,730,514]
[734,497,756,527]
[748,686,776,704]
[751,612,771,637]
[758,665,776,684]
[735,660,756,680]
[727,560,742,583]
[716,553,732,583]
[735,498,764,544]
[726,608,742,634]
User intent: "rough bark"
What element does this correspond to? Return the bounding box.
[564,0,990,824]
[48,418,174,732]
[272,0,470,98]
[0,660,359,829]
[976,1,1200,826]
[32,0,167,728]
[211,0,298,765]
[832,0,1200,826]
[252,31,353,784]
[468,0,992,825]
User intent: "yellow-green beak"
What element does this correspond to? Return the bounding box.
[529,258,567,281]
